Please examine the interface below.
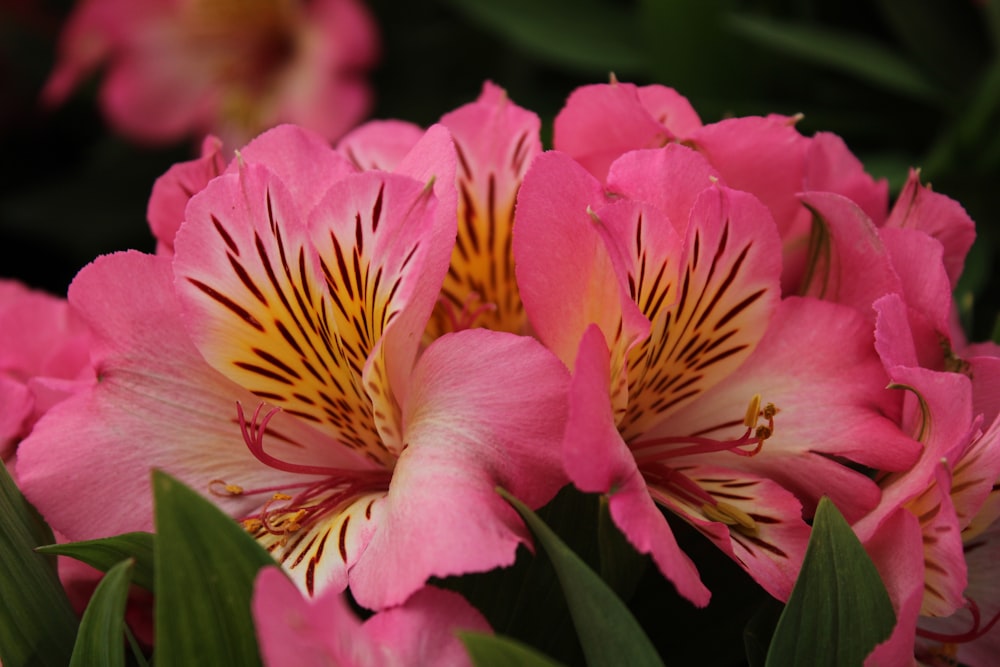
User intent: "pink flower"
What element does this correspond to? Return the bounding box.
[16,124,569,610]
[514,144,917,605]
[552,80,891,293]
[0,280,93,459]
[253,568,490,667]
[43,0,379,149]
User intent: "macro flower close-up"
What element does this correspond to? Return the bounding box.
[3,2,1000,666]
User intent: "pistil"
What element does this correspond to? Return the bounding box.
[209,401,391,541]
[630,395,777,466]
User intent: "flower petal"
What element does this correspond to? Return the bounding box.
[563,326,710,606]
[553,81,675,182]
[336,119,425,171]
[647,463,809,602]
[17,252,357,541]
[884,169,975,288]
[176,156,440,463]
[348,329,569,609]
[621,185,781,439]
[426,81,542,337]
[147,135,225,255]
[515,150,649,376]
[797,191,901,319]
[863,507,924,667]
[663,297,918,523]
[363,586,491,665]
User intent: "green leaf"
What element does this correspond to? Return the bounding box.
[440,0,644,75]
[727,15,942,104]
[765,497,895,667]
[38,532,156,592]
[152,470,276,667]
[497,488,664,667]
[461,632,567,667]
[0,460,78,667]
[69,559,134,667]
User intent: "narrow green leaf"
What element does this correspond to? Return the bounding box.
[441,0,644,74]
[498,488,664,667]
[38,532,156,592]
[69,558,134,667]
[461,632,567,667]
[765,497,895,667]
[727,15,942,104]
[153,470,276,667]
[0,460,78,667]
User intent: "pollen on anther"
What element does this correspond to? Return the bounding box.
[273,493,293,501]
[743,394,762,428]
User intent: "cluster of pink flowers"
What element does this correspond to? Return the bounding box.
[6,80,999,665]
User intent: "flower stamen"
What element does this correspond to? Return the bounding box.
[630,394,777,465]
[438,291,497,332]
[917,598,1000,645]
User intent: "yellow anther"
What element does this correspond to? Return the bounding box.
[283,509,308,533]
[743,394,762,428]
[701,501,758,536]
[224,484,244,495]
[272,493,293,501]
[242,518,263,532]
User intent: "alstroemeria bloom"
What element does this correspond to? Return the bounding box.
[553,80,892,293]
[0,280,93,459]
[858,288,1000,664]
[17,124,569,610]
[43,0,378,148]
[253,568,490,667]
[337,82,542,338]
[515,144,917,605]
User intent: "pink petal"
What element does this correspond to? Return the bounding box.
[17,252,353,541]
[797,191,901,320]
[514,151,648,374]
[608,470,711,606]
[918,520,1000,667]
[349,329,569,609]
[883,170,976,288]
[880,227,952,342]
[563,326,710,606]
[864,507,924,667]
[621,185,781,439]
[229,124,358,208]
[636,85,702,137]
[253,567,378,667]
[147,135,226,255]
[254,568,488,667]
[690,115,810,239]
[909,463,967,617]
[337,120,425,171]
[604,143,721,237]
[663,297,918,523]
[363,587,491,666]
[425,81,542,337]
[553,82,674,182]
[648,463,810,602]
[804,132,889,226]
[854,365,976,543]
